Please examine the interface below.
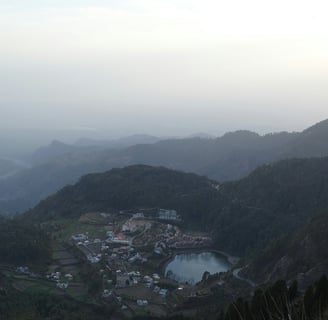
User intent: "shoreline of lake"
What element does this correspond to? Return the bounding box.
[161,249,237,285]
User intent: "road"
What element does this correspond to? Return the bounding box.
[232,267,256,287]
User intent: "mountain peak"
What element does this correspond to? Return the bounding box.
[302,118,328,135]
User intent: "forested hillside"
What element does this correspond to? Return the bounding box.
[22,157,328,259]
[22,165,226,226]
[0,217,51,265]
[242,209,328,287]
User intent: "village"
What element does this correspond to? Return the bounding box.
[12,208,218,318]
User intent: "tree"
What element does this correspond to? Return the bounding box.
[202,271,210,282]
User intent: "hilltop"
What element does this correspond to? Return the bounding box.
[22,165,225,225]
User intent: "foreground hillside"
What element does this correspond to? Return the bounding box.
[243,210,328,288]
[5,118,328,214]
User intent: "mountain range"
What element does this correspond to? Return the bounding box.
[2,119,328,214]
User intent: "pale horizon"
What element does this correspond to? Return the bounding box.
[1,0,328,140]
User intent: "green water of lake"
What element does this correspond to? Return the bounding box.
[165,251,231,285]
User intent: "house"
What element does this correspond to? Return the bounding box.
[106,231,114,237]
[87,254,101,263]
[108,237,131,245]
[154,247,163,255]
[56,282,68,289]
[128,253,142,263]
[102,289,112,298]
[16,266,30,274]
[64,274,73,281]
[71,234,88,242]
[47,271,61,281]
[159,289,168,297]
[158,209,179,221]
[152,273,160,281]
[133,213,144,219]
[137,300,148,306]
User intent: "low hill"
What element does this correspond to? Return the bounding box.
[23,165,225,226]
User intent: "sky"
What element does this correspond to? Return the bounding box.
[1,0,328,141]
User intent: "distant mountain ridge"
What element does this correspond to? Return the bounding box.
[30,134,164,165]
[0,158,26,179]
[73,134,163,148]
[2,119,328,214]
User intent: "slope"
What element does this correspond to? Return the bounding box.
[22,165,225,227]
[242,210,328,288]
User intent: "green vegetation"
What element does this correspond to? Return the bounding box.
[22,165,224,224]
[0,284,116,320]
[0,217,51,265]
[244,209,328,285]
[221,276,328,320]
[49,218,105,242]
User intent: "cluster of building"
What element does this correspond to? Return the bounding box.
[71,231,148,268]
[15,266,39,278]
[144,274,168,297]
[137,299,149,306]
[45,271,73,289]
[15,266,73,290]
[157,224,213,250]
[106,232,131,245]
[115,270,169,300]
[170,235,213,249]
[16,266,31,275]
[67,208,214,311]
[87,254,102,263]
[122,214,151,234]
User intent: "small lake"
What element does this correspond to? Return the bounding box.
[165,251,231,285]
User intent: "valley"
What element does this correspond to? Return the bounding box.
[1,209,248,319]
[3,121,328,319]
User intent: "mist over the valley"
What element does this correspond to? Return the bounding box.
[2,1,328,319]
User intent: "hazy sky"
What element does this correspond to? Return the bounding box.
[1,0,328,137]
